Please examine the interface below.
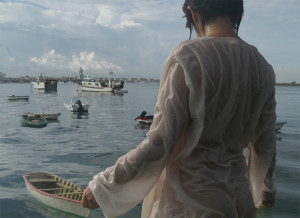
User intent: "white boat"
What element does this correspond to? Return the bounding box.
[31,78,45,90]
[7,95,29,100]
[23,172,90,217]
[64,97,89,112]
[275,121,287,131]
[31,74,57,91]
[21,112,61,121]
[80,72,125,92]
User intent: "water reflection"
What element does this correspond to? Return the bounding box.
[26,196,78,218]
[135,124,151,129]
[71,112,89,119]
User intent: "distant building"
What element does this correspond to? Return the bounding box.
[78,67,84,80]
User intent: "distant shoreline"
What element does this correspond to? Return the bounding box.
[0,78,299,86]
[275,83,300,87]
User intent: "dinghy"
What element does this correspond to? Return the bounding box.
[21,112,61,121]
[21,114,47,128]
[23,172,90,217]
[7,95,29,100]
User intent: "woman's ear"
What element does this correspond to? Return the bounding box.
[187,6,203,36]
[187,6,199,25]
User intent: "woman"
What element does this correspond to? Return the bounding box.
[81,0,276,217]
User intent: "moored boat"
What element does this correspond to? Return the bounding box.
[135,111,154,125]
[23,172,90,217]
[21,112,61,121]
[31,74,57,91]
[7,95,29,100]
[21,114,47,128]
[64,97,89,112]
[80,72,125,92]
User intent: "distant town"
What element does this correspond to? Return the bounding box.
[0,71,160,84]
[0,71,299,86]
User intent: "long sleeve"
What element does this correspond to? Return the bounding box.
[248,69,277,207]
[88,54,190,218]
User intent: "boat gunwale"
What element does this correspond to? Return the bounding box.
[23,172,83,204]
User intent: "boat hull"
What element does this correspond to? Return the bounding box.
[138,115,153,125]
[21,115,47,128]
[8,96,29,100]
[22,113,61,121]
[32,81,45,90]
[80,85,113,92]
[23,172,90,217]
[64,103,89,112]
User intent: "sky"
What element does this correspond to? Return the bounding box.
[0,0,299,82]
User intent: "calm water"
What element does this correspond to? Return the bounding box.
[0,83,299,218]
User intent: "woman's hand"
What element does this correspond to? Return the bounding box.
[81,186,100,209]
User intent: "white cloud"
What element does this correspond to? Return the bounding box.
[95,5,141,30]
[29,50,68,70]
[69,51,123,74]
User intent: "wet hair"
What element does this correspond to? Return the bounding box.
[183,0,244,39]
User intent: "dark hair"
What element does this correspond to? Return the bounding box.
[183,0,244,39]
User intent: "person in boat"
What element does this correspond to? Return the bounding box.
[81,0,276,217]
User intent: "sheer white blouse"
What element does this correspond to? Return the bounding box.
[88,37,276,218]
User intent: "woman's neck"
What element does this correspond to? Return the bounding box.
[200,17,238,38]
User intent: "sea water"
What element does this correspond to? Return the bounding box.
[0,83,299,218]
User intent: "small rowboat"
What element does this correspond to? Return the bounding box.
[22,112,61,121]
[23,172,90,217]
[7,95,29,100]
[21,114,47,128]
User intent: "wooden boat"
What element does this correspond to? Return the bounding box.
[22,112,61,121]
[23,172,90,217]
[7,95,29,100]
[275,121,287,131]
[21,114,47,128]
[135,111,154,125]
[64,97,89,112]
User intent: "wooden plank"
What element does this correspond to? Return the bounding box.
[40,187,76,191]
[52,192,83,196]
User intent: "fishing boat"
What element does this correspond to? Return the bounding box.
[31,74,58,91]
[64,97,89,112]
[20,114,47,128]
[135,111,154,125]
[80,72,125,92]
[21,112,61,121]
[7,95,29,100]
[275,121,287,131]
[23,172,90,217]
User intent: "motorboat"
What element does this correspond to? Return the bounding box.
[135,111,154,125]
[80,72,125,92]
[23,172,90,217]
[64,97,89,112]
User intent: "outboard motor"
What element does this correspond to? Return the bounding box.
[135,111,147,120]
[77,100,84,112]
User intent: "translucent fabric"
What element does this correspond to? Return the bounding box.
[89,37,276,218]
